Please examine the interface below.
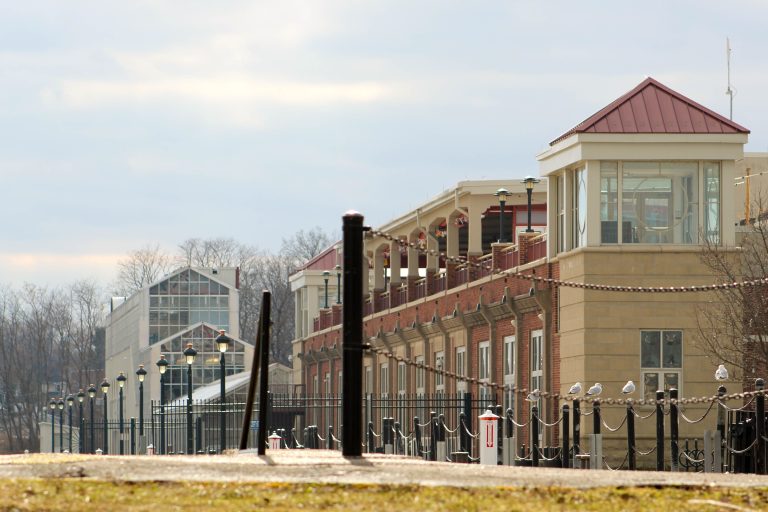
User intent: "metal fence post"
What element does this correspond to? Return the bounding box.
[670,388,679,472]
[573,399,581,460]
[531,406,539,467]
[717,385,727,471]
[367,421,374,453]
[429,411,438,461]
[656,390,665,471]
[342,211,365,457]
[414,417,422,458]
[130,418,136,455]
[593,400,601,436]
[627,401,636,470]
[756,378,765,474]
[562,404,570,468]
[328,425,334,450]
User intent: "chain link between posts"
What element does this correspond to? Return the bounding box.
[368,228,768,293]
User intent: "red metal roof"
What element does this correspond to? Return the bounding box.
[551,77,749,145]
[296,243,340,272]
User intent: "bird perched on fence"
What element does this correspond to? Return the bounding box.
[586,383,603,397]
[622,380,636,395]
[568,382,582,395]
[526,389,541,402]
[715,364,729,381]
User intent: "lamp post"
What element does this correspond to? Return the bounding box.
[156,355,168,455]
[183,343,198,454]
[215,330,231,453]
[494,187,509,243]
[335,265,342,304]
[49,399,56,453]
[66,395,74,453]
[57,398,64,453]
[87,384,96,453]
[100,378,110,454]
[521,176,540,233]
[136,365,147,440]
[322,270,330,308]
[116,372,126,455]
[76,389,85,454]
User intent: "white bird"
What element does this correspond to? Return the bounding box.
[586,383,603,397]
[715,364,729,381]
[568,382,582,395]
[526,389,541,402]
[622,380,636,395]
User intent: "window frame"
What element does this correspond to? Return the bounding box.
[640,329,683,401]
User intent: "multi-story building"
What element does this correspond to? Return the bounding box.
[291,77,751,460]
[105,267,254,425]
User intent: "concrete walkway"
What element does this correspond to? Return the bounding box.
[2,451,768,488]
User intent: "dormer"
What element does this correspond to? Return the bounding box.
[538,77,749,256]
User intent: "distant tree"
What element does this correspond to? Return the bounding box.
[281,227,335,271]
[695,197,768,382]
[114,244,173,296]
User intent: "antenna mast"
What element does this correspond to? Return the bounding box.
[726,37,734,120]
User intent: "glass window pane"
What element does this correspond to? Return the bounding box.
[644,372,659,401]
[664,372,679,392]
[601,162,619,243]
[641,331,661,367]
[662,331,682,368]
[705,162,721,243]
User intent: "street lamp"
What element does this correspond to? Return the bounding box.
[183,343,198,454]
[116,372,127,455]
[100,378,110,454]
[49,398,56,453]
[494,187,510,243]
[215,330,231,453]
[521,176,540,233]
[66,395,74,453]
[136,365,147,440]
[87,384,96,453]
[335,265,342,304]
[322,270,330,308]
[156,355,168,455]
[76,389,85,454]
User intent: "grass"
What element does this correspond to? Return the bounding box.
[0,480,766,511]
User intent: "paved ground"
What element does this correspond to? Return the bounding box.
[2,451,768,488]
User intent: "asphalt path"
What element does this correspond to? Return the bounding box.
[2,451,768,488]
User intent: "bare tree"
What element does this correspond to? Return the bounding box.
[281,227,335,271]
[696,196,768,382]
[114,244,173,296]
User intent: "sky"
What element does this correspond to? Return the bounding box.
[1,1,767,289]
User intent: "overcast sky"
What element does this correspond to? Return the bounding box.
[1,1,767,288]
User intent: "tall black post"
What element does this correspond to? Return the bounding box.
[239,300,266,451]
[186,362,193,454]
[627,401,636,470]
[78,395,84,454]
[323,271,329,309]
[335,265,341,304]
[220,351,226,453]
[531,406,539,467]
[499,198,506,243]
[103,392,108,454]
[67,400,73,453]
[58,401,64,453]
[50,403,55,453]
[655,390,664,471]
[756,379,766,475]
[119,385,124,455]
[89,393,95,454]
[562,404,570,468]
[257,291,272,456]
[160,374,166,455]
[717,385,727,471]
[573,399,581,457]
[526,188,533,232]
[342,211,364,457]
[670,388,679,472]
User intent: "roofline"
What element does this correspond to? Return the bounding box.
[550,77,750,146]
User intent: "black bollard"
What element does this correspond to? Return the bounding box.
[367,421,374,453]
[656,390,665,471]
[459,412,469,453]
[495,405,503,465]
[328,425,334,450]
[562,404,570,468]
[393,422,401,454]
[756,378,765,474]
[342,211,365,457]
[717,385,727,471]
[627,401,636,470]
[670,388,679,472]
[429,411,438,461]
[414,417,423,458]
[593,400,601,435]
[573,399,581,458]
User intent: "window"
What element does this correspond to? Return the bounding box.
[573,168,587,248]
[415,355,425,394]
[479,341,491,405]
[455,347,466,395]
[503,336,516,415]
[530,330,543,410]
[622,162,698,244]
[397,362,406,396]
[600,162,619,243]
[641,330,682,401]
[704,162,721,243]
[557,174,566,253]
[434,351,445,393]
[380,363,389,398]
